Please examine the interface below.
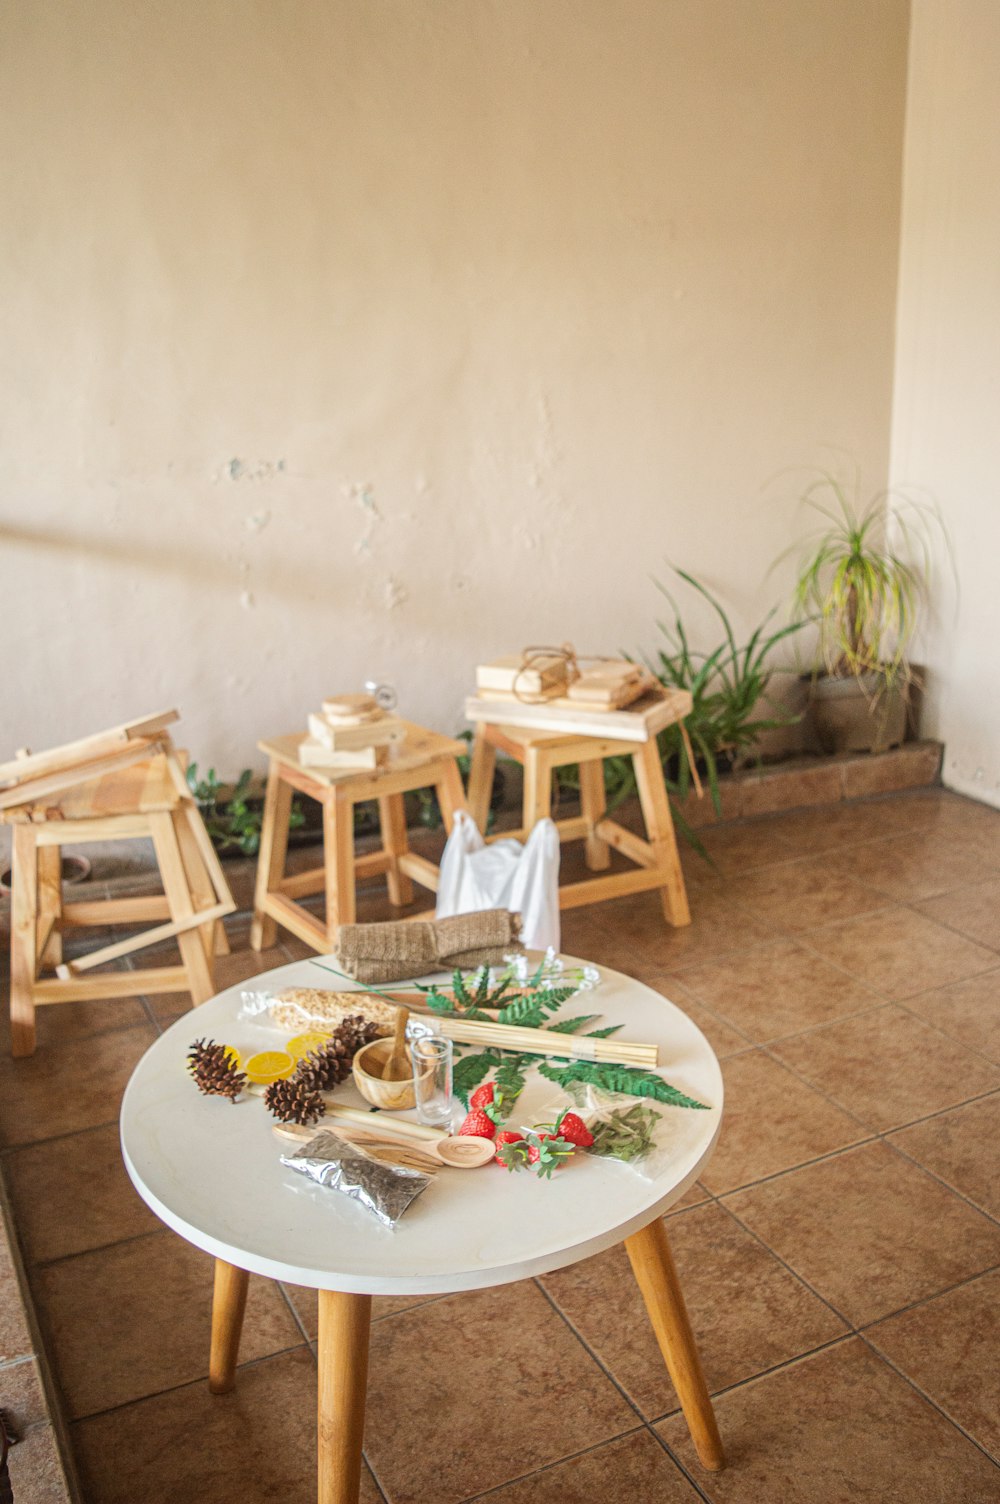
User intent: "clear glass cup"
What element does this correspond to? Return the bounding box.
[410,1035,454,1128]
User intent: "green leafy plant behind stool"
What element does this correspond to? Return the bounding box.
[186,765,305,856]
[647,567,805,815]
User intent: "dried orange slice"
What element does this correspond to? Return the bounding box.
[243,1049,295,1085]
[222,1045,242,1070]
[285,1032,331,1061]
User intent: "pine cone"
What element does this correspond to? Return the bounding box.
[295,1015,380,1093]
[187,1039,246,1102]
[264,1075,326,1126]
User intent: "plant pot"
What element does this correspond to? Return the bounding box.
[808,673,908,755]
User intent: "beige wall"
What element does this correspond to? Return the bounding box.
[1,0,908,771]
[891,0,1000,807]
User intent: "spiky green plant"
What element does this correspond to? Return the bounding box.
[787,470,948,687]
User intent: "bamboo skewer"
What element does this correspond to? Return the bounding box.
[431,1016,657,1067]
[307,964,660,1068]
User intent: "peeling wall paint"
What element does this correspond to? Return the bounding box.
[0,0,908,771]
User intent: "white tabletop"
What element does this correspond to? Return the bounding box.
[120,956,723,1295]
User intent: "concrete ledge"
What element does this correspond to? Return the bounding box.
[674,740,944,827]
[0,1175,78,1503]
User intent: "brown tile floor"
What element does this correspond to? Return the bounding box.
[2,787,1000,1502]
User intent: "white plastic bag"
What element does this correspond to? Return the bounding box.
[435,810,561,952]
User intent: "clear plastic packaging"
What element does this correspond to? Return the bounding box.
[529,1082,672,1180]
[279,1129,432,1228]
[239,986,400,1037]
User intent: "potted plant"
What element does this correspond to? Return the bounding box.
[787,470,947,754]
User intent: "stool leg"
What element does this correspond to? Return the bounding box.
[433,758,467,834]
[323,789,356,943]
[466,728,496,834]
[208,1260,249,1395]
[37,843,64,968]
[579,760,611,871]
[624,1218,724,1471]
[174,810,230,960]
[378,794,414,908]
[10,825,39,1058]
[318,1290,372,1504]
[251,760,293,951]
[149,811,215,1005]
[633,739,690,927]
[522,747,553,829]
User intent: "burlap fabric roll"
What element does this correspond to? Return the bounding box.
[336,908,523,984]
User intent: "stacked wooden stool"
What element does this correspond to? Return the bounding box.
[1,710,235,1057]
[251,700,468,953]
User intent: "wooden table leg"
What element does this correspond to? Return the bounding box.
[632,739,691,927]
[522,746,553,829]
[624,1218,724,1471]
[318,1289,372,1504]
[466,727,496,834]
[578,759,611,871]
[208,1259,250,1394]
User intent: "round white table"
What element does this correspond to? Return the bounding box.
[120,954,726,1503]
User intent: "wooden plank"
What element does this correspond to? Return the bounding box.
[33,966,189,1002]
[250,760,294,951]
[32,815,154,845]
[0,710,178,786]
[484,816,589,846]
[633,739,690,927]
[323,789,355,935]
[432,758,467,834]
[465,688,691,742]
[10,824,39,1055]
[378,794,414,907]
[556,865,680,910]
[579,759,611,871]
[0,740,161,813]
[354,850,394,879]
[54,901,230,977]
[395,851,440,893]
[63,896,172,925]
[595,818,657,868]
[261,892,330,952]
[37,843,63,967]
[149,811,215,1004]
[465,726,497,833]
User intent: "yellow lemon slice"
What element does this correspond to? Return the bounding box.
[222,1045,242,1070]
[244,1049,295,1085]
[285,1032,330,1061]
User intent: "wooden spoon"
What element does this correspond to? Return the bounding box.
[272,1120,495,1170]
[381,1006,411,1082]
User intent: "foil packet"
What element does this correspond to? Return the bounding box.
[279,1129,431,1228]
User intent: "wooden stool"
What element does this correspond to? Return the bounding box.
[467,722,691,926]
[250,723,468,954]
[1,711,236,1057]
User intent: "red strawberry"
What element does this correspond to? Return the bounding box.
[470,1082,496,1110]
[458,1108,496,1140]
[494,1129,523,1157]
[527,1134,575,1178]
[494,1130,528,1170]
[556,1111,594,1149]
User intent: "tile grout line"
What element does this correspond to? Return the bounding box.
[854,1330,1000,1472]
[531,1276,650,1426]
[458,1425,660,1504]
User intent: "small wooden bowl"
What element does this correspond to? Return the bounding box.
[352,1039,416,1111]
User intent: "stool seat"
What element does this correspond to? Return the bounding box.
[250,722,468,955]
